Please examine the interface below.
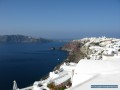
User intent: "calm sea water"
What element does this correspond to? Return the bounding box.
[0,42,68,90]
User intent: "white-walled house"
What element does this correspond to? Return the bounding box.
[33,81,49,90]
[48,63,77,85]
[60,63,77,72]
[68,58,120,90]
[103,48,118,56]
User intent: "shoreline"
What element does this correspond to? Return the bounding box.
[14,37,120,90]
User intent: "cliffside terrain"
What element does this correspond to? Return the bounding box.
[62,40,91,63]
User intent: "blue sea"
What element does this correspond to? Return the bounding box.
[0,42,68,90]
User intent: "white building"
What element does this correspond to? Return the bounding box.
[68,58,120,90]
[33,81,49,90]
[49,63,76,85]
[103,48,118,56]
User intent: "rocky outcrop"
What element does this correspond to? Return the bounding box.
[0,35,52,43]
[62,40,91,63]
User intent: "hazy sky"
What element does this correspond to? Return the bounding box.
[0,0,120,39]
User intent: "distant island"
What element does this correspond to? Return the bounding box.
[0,35,52,43]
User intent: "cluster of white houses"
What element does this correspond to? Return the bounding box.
[13,37,120,90]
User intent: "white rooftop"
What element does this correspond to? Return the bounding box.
[68,57,120,90]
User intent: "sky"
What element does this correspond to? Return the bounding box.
[0,0,120,39]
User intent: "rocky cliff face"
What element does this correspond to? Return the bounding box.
[62,40,91,63]
[0,35,52,43]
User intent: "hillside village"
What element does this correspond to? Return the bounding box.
[13,36,120,90]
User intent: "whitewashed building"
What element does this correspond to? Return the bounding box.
[68,58,120,90]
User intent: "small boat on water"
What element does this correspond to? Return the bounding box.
[50,47,55,50]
